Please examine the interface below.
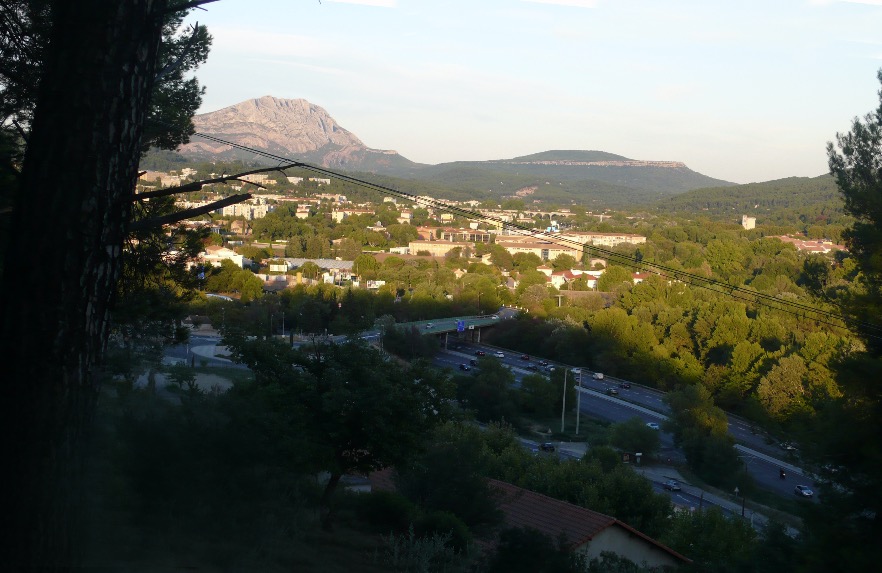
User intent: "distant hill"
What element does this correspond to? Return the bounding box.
[655,175,851,226]
[174,96,734,205]
[398,150,733,204]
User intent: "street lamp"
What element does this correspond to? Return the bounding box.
[576,369,582,435]
[560,368,568,433]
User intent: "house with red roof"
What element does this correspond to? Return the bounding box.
[490,479,690,569]
[368,469,689,569]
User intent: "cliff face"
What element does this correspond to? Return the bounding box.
[179,96,416,170]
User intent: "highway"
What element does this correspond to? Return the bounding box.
[168,325,815,505]
[434,339,817,500]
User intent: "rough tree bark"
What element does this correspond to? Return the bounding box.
[0,1,168,569]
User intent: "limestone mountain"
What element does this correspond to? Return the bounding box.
[179,96,417,171]
[175,96,734,204]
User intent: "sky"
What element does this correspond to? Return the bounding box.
[188,0,882,184]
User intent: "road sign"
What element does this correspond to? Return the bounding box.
[456,320,465,332]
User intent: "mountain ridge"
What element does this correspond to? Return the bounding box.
[177,96,734,201]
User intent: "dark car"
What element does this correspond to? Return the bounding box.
[527,364,539,371]
[539,442,555,452]
[520,354,530,360]
[475,350,485,356]
[458,364,470,371]
[664,479,681,491]
[469,359,478,366]
[619,382,631,389]
[538,360,549,366]
[606,388,619,396]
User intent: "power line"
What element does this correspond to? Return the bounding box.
[187,130,882,338]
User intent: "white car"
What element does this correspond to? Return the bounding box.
[646,422,660,431]
[495,351,504,358]
[592,372,604,380]
[571,368,581,375]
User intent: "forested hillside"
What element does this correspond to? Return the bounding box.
[658,175,844,219]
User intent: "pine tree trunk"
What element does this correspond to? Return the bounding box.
[0,1,167,569]
[320,472,343,531]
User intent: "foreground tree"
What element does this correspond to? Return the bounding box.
[826,68,882,347]
[0,1,216,568]
[794,67,882,573]
[228,338,455,529]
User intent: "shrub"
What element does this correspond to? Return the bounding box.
[353,491,418,533]
[414,510,472,553]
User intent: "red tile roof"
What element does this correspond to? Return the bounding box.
[489,479,690,563]
[369,467,396,492]
[368,470,689,565]
[490,479,614,548]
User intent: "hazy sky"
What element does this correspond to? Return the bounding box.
[189,0,882,184]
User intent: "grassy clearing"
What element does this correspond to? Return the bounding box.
[193,364,254,385]
[518,411,612,446]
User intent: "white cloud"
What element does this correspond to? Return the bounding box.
[652,83,702,102]
[323,0,397,7]
[522,0,598,7]
[809,0,882,5]
[210,27,333,58]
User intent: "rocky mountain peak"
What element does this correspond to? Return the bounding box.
[180,96,371,159]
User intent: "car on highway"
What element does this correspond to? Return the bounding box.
[475,350,485,356]
[646,422,660,430]
[520,354,530,360]
[571,368,581,375]
[527,364,539,371]
[495,351,505,358]
[539,442,556,452]
[779,442,798,452]
[458,364,470,371]
[619,382,631,389]
[491,315,499,320]
[545,365,556,372]
[664,479,681,491]
[605,388,618,396]
[593,372,604,380]
[538,360,549,366]
[425,323,433,329]
[469,359,478,366]
[794,485,814,498]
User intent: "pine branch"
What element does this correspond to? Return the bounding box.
[161,0,221,15]
[154,22,202,82]
[135,163,301,200]
[129,193,251,231]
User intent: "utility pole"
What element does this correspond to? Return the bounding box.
[560,368,568,433]
[575,370,582,435]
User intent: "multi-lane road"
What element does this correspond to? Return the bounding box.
[435,339,816,499]
[166,328,814,506]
